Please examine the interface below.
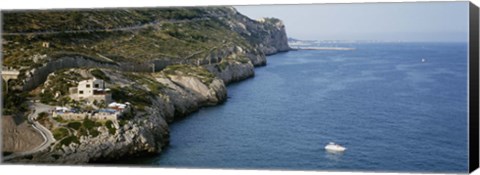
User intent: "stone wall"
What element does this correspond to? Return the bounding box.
[23,56,119,91]
[70,93,112,104]
[53,112,89,121]
[53,111,118,121]
[91,112,118,121]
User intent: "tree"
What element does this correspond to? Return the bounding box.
[59,96,71,106]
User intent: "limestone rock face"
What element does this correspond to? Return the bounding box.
[169,75,212,102]
[249,19,291,55]
[169,76,227,106]
[245,48,267,66]
[221,9,291,55]
[155,73,227,117]
[204,61,255,84]
[5,6,290,164]
[9,66,229,164]
[259,22,291,55]
[10,101,170,164]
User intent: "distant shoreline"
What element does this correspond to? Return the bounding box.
[290,47,356,51]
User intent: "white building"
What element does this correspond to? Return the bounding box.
[52,102,131,121]
[69,78,112,104]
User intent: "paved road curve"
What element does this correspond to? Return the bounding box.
[3,102,55,161]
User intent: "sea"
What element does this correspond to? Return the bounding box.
[119,42,469,173]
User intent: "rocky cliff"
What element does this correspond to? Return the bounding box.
[206,7,291,55]
[3,6,289,164]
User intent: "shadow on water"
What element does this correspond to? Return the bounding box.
[325,150,345,162]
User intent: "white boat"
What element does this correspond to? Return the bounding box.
[422,58,427,63]
[325,142,346,152]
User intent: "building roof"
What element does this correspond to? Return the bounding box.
[108,102,128,109]
[55,106,69,111]
[97,108,117,114]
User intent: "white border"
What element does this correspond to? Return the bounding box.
[0,0,474,10]
[0,0,479,175]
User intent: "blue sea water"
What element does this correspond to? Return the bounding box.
[125,42,469,173]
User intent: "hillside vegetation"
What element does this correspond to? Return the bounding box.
[2,7,284,68]
[2,6,290,163]
[2,7,290,115]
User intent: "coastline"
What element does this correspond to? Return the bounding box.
[2,8,291,163]
[290,47,355,51]
[102,48,290,164]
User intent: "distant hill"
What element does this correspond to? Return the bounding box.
[2,7,289,69]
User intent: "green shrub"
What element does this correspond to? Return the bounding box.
[80,117,102,137]
[37,112,49,120]
[58,96,72,106]
[105,120,113,126]
[67,121,81,130]
[89,129,100,137]
[122,110,134,120]
[3,92,28,115]
[37,113,53,128]
[105,120,116,135]
[107,127,116,135]
[118,119,128,127]
[59,136,79,146]
[82,118,95,129]
[52,127,69,140]
[111,86,153,111]
[77,127,88,137]
[218,61,229,71]
[53,116,66,123]
[90,69,110,82]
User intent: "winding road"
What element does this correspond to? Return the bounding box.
[3,102,55,161]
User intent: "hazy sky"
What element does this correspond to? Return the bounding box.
[235,2,469,42]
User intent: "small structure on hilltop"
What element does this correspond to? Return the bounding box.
[69,78,112,104]
[41,42,50,48]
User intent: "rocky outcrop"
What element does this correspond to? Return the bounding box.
[204,61,255,84]
[205,45,266,67]
[167,76,227,106]
[218,7,291,55]
[16,114,170,164]
[4,6,290,164]
[8,67,228,163]
[156,74,227,120]
[246,19,290,55]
